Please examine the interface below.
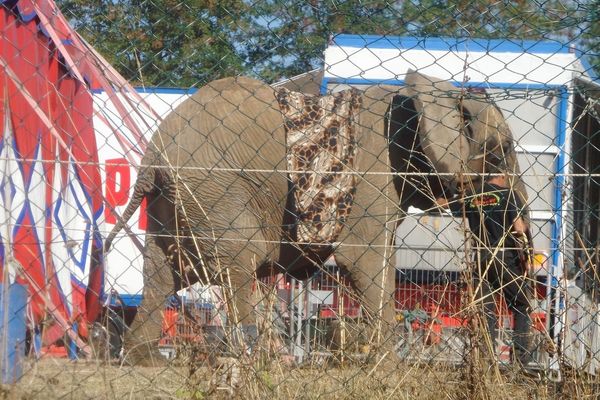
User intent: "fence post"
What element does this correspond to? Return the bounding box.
[0,283,27,384]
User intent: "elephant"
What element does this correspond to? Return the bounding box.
[104,70,528,364]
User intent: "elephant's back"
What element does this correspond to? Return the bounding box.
[149,77,288,254]
[157,76,285,166]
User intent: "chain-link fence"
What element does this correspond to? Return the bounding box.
[1,1,600,399]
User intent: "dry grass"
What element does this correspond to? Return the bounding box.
[0,355,578,400]
[1,358,187,399]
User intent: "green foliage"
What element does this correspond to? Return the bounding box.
[399,1,577,38]
[57,0,599,87]
[244,0,403,81]
[59,0,250,87]
[580,0,600,76]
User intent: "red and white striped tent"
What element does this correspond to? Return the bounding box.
[1,0,155,355]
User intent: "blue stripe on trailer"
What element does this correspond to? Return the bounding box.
[91,87,197,95]
[321,76,563,94]
[107,294,143,308]
[551,86,570,283]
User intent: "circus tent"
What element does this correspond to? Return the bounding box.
[0,0,155,354]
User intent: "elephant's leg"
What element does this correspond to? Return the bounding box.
[223,269,259,355]
[335,245,398,351]
[122,233,174,366]
[214,216,273,355]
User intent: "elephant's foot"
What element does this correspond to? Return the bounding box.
[327,320,370,355]
[327,319,401,365]
[226,324,259,356]
[365,321,403,364]
[120,337,169,367]
[209,356,243,396]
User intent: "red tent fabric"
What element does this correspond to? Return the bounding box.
[1,0,155,355]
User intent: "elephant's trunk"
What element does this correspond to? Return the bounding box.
[104,166,156,252]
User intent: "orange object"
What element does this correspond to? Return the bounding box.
[411,319,442,345]
[162,309,179,338]
[439,315,467,328]
[41,344,68,358]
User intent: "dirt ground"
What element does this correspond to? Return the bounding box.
[1,357,186,399]
[0,355,570,400]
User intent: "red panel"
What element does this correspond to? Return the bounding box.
[395,283,463,315]
[104,158,131,225]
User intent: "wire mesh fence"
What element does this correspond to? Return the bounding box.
[1,0,600,399]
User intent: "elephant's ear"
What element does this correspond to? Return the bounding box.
[403,70,469,188]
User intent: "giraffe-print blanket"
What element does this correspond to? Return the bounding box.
[276,87,362,245]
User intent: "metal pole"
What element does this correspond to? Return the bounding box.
[295,280,304,362]
[305,278,312,358]
[289,278,295,356]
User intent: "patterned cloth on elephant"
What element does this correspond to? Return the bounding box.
[276,88,362,245]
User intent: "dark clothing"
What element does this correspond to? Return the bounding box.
[449,182,524,257]
[477,253,533,363]
[449,183,533,363]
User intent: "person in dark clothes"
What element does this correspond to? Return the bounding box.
[437,172,535,366]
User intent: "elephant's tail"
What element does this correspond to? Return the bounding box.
[104,166,156,252]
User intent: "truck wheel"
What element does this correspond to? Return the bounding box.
[90,311,126,360]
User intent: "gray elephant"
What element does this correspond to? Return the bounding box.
[105,71,528,363]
